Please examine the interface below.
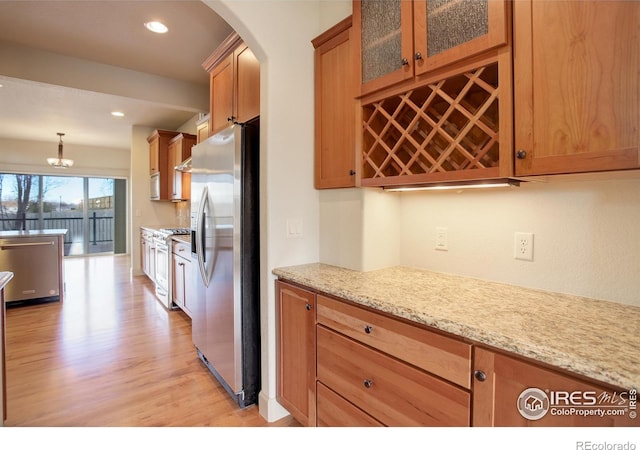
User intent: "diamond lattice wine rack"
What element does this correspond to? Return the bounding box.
[361,62,506,186]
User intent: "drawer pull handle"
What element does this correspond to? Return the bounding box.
[363,379,373,389]
[305,303,312,311]
[364,325,373,334]
[474,370,487,382]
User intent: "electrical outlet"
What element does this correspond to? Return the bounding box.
[435,227,448,251]
[514,232,534,261]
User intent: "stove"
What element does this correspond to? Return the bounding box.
[158,227,191,236]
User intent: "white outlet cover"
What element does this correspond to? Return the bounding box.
[514,232,534,261]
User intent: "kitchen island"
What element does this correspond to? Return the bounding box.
[274,263,639,389]
[0,229,66,305]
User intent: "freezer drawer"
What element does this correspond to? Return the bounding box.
[0,237,62,303]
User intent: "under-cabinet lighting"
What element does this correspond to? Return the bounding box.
[384,179,520,192]
[144,21,168,34]
[111,111,125,117]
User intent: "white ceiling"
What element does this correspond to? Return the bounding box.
[0,1,234,149]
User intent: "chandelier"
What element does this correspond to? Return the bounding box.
[47,132,74,168]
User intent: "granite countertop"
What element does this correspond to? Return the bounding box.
[0,272,14,291]
[0,229,67,238]
[273,263,640,389]
[171,234,191,244]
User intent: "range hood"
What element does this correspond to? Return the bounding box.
[175,156,192,172]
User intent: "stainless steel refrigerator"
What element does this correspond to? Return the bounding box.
[189,118,260,408]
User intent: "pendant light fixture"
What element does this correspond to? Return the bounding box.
[47,132,74,168]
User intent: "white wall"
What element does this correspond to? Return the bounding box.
[205,0,351,422]
[0,137,129,178]
[397,177,640,306]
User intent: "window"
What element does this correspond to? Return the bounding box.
[0,173,125,256]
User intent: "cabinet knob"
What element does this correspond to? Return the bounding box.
[474,370,487,382]
[363,379,373,389]
[349,170,356,176]
[401,58,409,66]
[364,325,373,334]
[414,52,423,60]
[227,116,236,122]
[305,303,312,311]
[516,150,527,159]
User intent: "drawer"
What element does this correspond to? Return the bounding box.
[316,382,383,427]
[317,294,472,388]
[317,326,470,426]
[172,239,190,256]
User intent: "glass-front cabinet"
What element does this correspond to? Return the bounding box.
[354,0,509,97]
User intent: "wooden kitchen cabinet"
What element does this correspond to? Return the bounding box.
[196,114,210,144]
[353,0,509,97]
[315,294,471,426]
[352,0,514,188]
[275,281,316,426]
[171,239,192,317]
[513,0,640,176]
[312,17,356,189]
[473,347,636,426]
[167,133,196,201]
[203,33,260,136]
[147,130,181,201]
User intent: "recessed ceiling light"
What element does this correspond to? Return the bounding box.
[144,21,168,34]
[111,111,125,117]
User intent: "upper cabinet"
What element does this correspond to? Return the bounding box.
[312,17,357,189]
[513,0,640,176]
[354,0,509,98]
[168,133,196,201]
[196,114,210,144]
[148,130,180,201]
[203,33,260,136]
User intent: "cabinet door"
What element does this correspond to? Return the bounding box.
[168,139,180,200]
[413,0,509,76]
[354,0,414,96]
[235,45,260,124]
[473,347,635,427]
[210,53,235,135]
[149,135,160,174]
[172,253,185,309]
[514,0,640,176]
[312,17,356,189]
[276,281,316,426]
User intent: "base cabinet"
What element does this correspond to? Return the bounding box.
[275,281,316,426]
[276,279,635,427]
[473,347,636,427]
[171,240,192,317]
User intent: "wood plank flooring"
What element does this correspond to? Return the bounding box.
[4,254,297,427]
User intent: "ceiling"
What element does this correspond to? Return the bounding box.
[0,1,234,149]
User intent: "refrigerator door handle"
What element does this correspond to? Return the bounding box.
[196,185,217,288]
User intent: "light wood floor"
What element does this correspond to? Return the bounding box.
[4,254,297,427]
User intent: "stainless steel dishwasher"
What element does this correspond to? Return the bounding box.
[0,234,63,304]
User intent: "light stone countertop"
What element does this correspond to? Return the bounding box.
[0,229,67,238]
[272,263,640,389]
